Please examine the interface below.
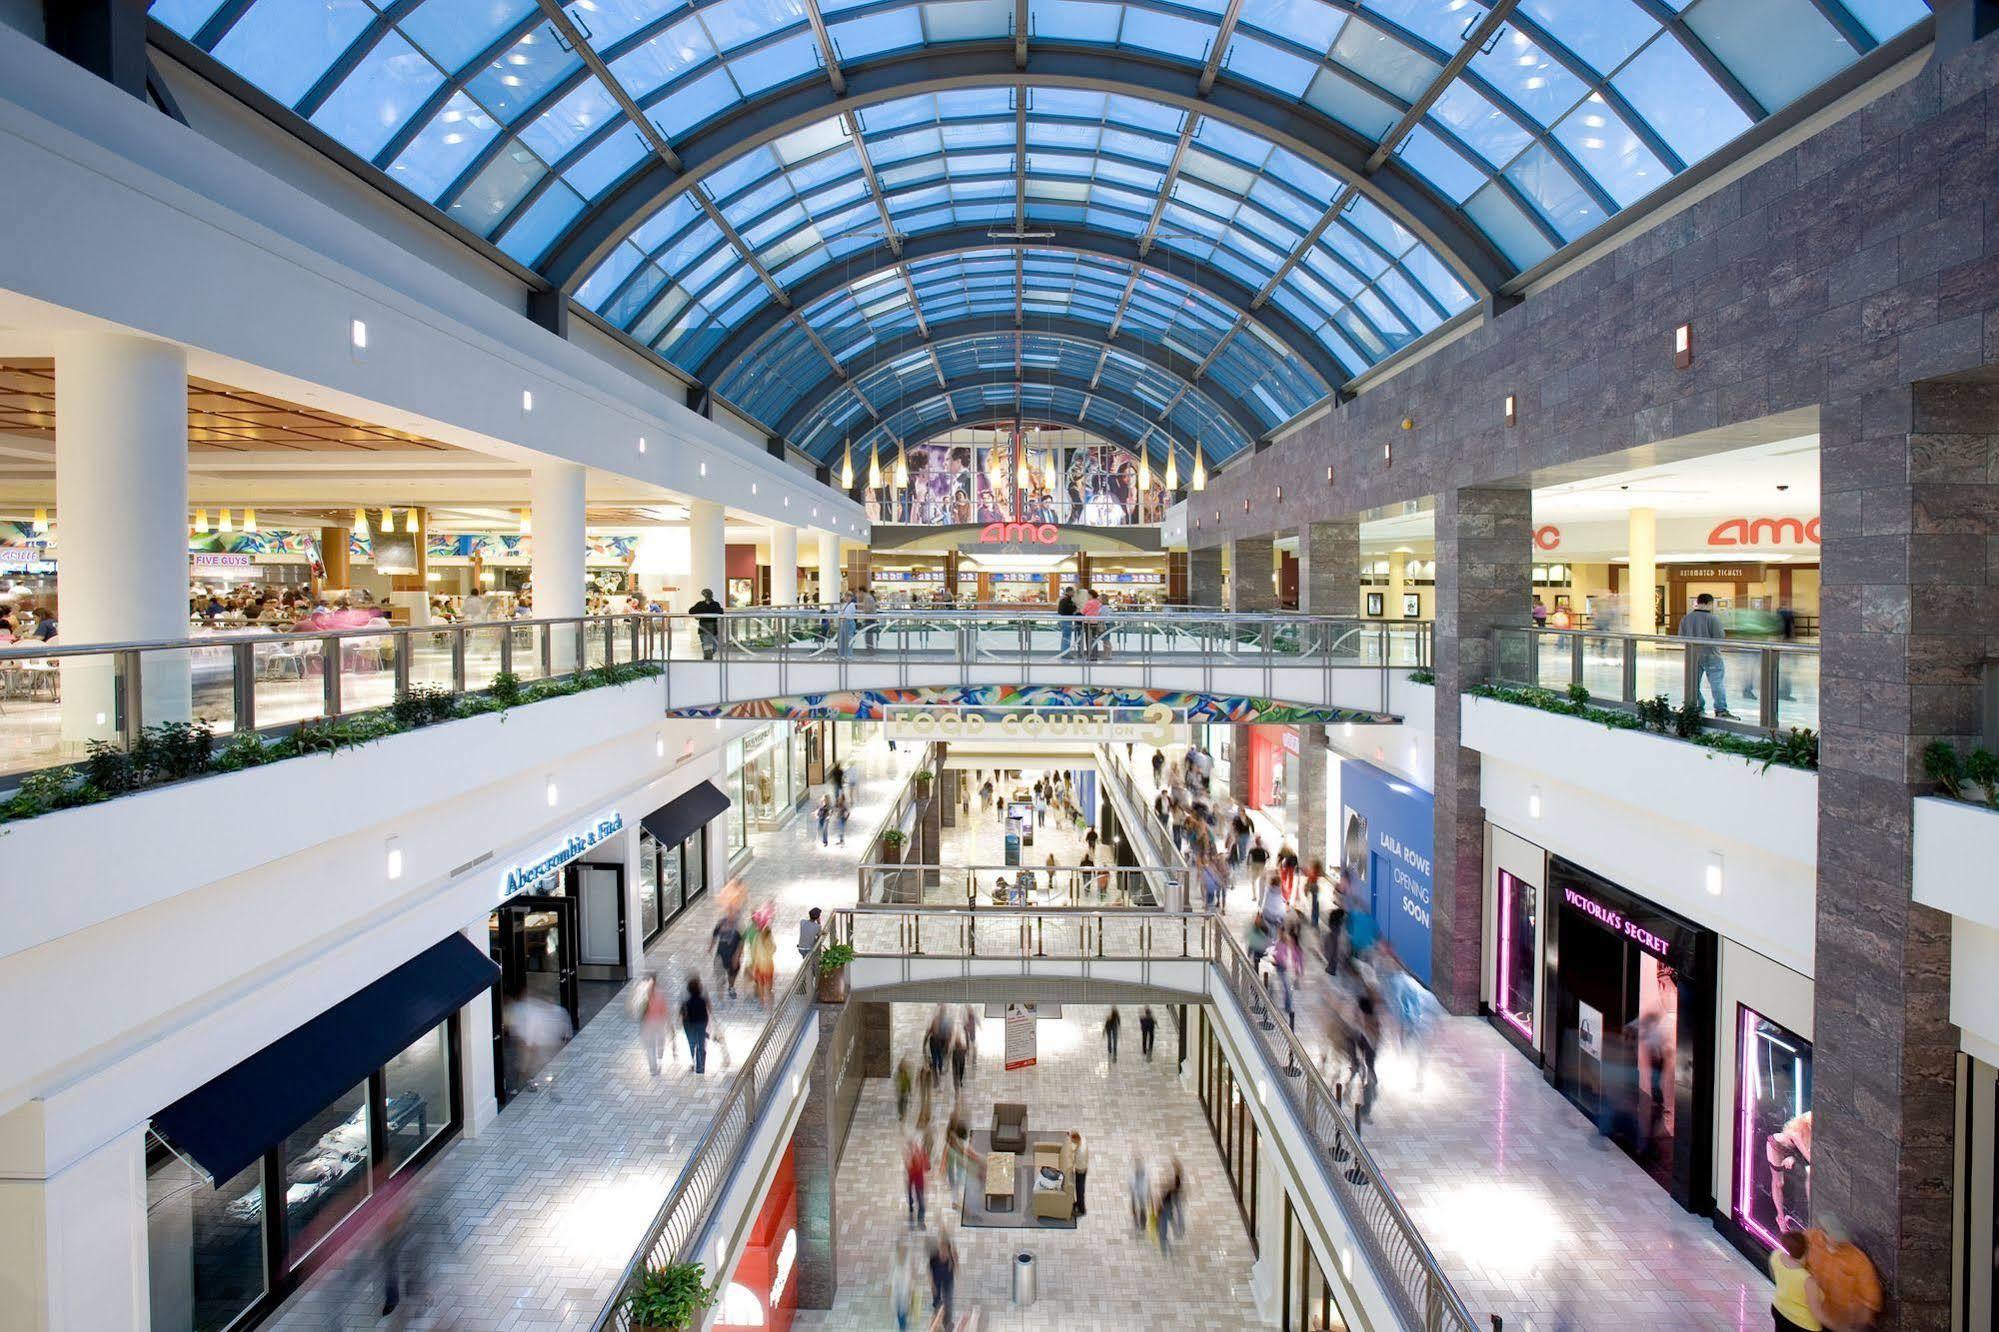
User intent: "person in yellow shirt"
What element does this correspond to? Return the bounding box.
[1771,1229,1824,1331]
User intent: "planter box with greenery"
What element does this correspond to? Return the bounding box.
[624,1261,716,1332]
[816,941,855,1002]
[0,662,662,828]
[1467,683,1819,772]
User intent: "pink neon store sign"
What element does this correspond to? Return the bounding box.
[1561,886,1670,959]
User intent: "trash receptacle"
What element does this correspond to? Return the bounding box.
[1012,1250,1036,1306]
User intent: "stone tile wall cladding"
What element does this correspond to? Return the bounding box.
[1189,32,1999,1327]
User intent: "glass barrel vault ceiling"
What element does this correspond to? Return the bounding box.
[152,0,1932,462]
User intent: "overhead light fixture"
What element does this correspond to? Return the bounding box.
[353,507,370,538]
[840,442,856,489]
[1164,448,1178,491]
[894,445,909,489]
[1043,449,1059,492]
[404,507,418,534]
[1014,441,1028,489]
[1138,452,1151,491]
[1504,393,1518,427]
[243,507,258,533]
[379,508,394,534]
[868,446,882,489]
[31,508,48,533]
[517,509,531,536]
[193,508,209,535]
[219,508,234,534]
[1705,851,1724,896]
[1190,443,1206,492]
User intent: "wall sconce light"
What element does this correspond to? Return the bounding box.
[385,836,404,881]
[699,462,708,477]
[638,436,647,454]
[1504,393,1518,427]
[521,389,534,412]
[1326,466,1335,484]
[1528,785,1543,819]
[1383,441,1393,467]
[545,776,559,807]
[751,483,759,495]
[350,319,368,353]
[1673,322,1693,369]
[1242,498,1251,512]
[1275,486,1283,502]
[655,733,666,758]
[1705,850,1724,896]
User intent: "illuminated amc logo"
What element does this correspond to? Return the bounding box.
[1708,516,1821,547]
[978,521,1061,544]
[1533,524,1561,550]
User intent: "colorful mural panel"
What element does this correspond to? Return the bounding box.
[666,683,1398,726]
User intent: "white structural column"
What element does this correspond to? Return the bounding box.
[1628,506,1658,634]
[817,530,842,604]
[54,331,190,743]
[530,461,585,668]
[768,522,798,606]
[0,1104,150,1332]
[688,500,726,605]
[1385,550,1408,620]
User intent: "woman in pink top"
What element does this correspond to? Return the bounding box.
[1080,588,1105,659]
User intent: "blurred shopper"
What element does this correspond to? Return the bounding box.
[1139,1006,1157,1061]
[690,587,724,659]
[1104,1006,1121,1061]
[678,978,712,1074]
[1677,592,1736,718]
[797,906,824,957]
[1070,1130,1090,1216]
[905,1134,930,1228]
[1771,1230,1825,1332]
[637,970,669,1076]
[816,794,832,845]
[896,1057,914,1121]
[927,1227,958,1323]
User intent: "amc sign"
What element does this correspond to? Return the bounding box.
[1707,516,1821,547]
[977,521,1061,544]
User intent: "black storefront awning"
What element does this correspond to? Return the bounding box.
[154,935,498,1183]
[641,780,732,848]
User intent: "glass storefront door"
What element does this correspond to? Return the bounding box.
[638,826,709,945]
[489,895,579,1104]
[1494,868,1538,1044]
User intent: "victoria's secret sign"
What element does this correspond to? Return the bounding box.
[1562,885,1670,958]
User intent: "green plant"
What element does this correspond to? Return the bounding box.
[146,720,216,782]
[1635,695,1673,733]
[82,740,140,795]
[1968,748,1999,809]
[489,670,525,707]
[817,942,856,975]
[1672,698,1703,739]
[211,733,272,773]
[1925,740,1967,799]
[1406,668,1435,685]
[624,1262,716,1330]
[2,770,78,820]
[880,828,907,850]
[392,685,456,729]
[1566,682,1590,705]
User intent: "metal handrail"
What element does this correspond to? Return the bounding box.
[1208,924,1479,1332]
[592,942,823,1332]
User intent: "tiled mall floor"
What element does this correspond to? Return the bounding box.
[790,1002,1271,1332]
[1128,743,1771,1331]
[264,734,914,1332]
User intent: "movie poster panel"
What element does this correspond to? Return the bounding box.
[866,440,1164,525]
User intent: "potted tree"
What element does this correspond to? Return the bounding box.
[817,941,856,1003]
[624,1261,715,1332]
[912,768,934,799]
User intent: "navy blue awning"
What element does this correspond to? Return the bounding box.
[640,781,731,849]
[153,935,497,1184]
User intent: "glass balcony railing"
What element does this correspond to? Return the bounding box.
[1492,626,1820,737]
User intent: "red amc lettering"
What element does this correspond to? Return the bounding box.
[978,521,1062,544]
[1533,525,1561,551]
[1707,516,1821,547]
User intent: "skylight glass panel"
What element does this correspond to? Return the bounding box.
[211,0,375,107]
[152,0,226,39]
[726,30,822,96]
[609,19,718,98]
[652,66,740,136]
[1516,0,1658,76]
[1504,142,1600,240]
[1303,69,1400,139]
[1331,16,1439,101]
[1610,33,1751,165]
[389,93,500,198]
[520,81,621,165]
[448,142,547,234]
[1119,9,1220,62]
[1840,0,1931,42]
[923,0,1013,41]
[467,26,580,123]
[496,178,585,262]
[309,32,444,160]
[1463,180,1554,268]
[1359,0,1476,52]
[1224,37,1317,98]
[559,129,645,196]
[630,191,703,252]
[1430,82,1533,169]
[1240,0,1346,52]
[830,9,926,60]
[1551,95,1666,208]
[1683,0,1857,112]
[1471,26,1588,128]
[701,0,808,52]
[1396,127,1484,203]
[576,239,646,309]
[397,0,538,70]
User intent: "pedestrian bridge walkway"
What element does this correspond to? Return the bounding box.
[660,609,1427,721]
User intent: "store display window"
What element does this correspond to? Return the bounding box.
[282,1081,372,1263]
[1734,1006,1813,1249]
[1494,869,1538,1043]
[145,1147,266,1332]
[382,1024,451,1177]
